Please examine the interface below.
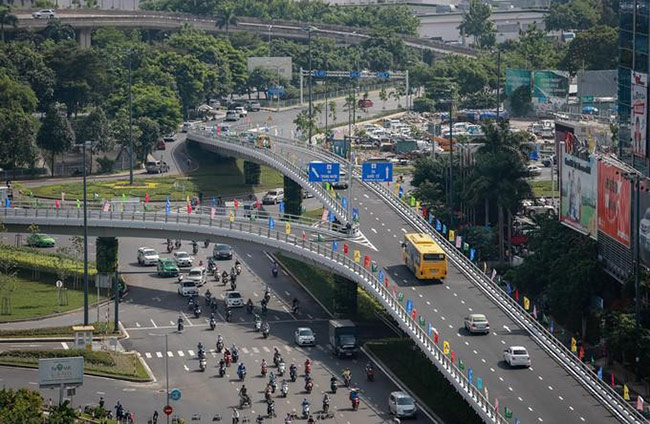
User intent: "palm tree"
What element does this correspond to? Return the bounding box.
[0,6,18,43]
[215,1,238,37]
[464,120,531,263]
[43,20,75,42]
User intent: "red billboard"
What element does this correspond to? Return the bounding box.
[597,161,631,247]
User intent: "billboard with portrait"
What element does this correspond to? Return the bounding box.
[559,136,598,238]
[632,71,647,158]
[597,161,631,247]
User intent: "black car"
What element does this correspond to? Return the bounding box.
[213,243,233,259]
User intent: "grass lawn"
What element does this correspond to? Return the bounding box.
[366,339,482,424]
[303,207,324,220]
[0,275,104,323]
[531,179,558,198]
[0,322,117,338]
[276,254,383,321]
[23,145,284,201]
[0,349,150,381]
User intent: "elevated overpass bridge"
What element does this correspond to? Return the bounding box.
[12,9,476,56]
[3,127,644,424]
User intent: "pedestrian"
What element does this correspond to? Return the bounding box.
[153,410,159,424]
[48,398,53,410]
[232,407,240,424]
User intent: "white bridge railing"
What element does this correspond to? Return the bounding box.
[0,206,507,424]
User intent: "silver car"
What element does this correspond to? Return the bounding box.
[464,314,490,334]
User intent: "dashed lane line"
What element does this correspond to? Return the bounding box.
[156,352,163,358]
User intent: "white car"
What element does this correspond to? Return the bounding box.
[294,327,316,346]
[527,165,542,176]
[388,391,417,418]
[186,267,206,287]
[262,188,284,205]
[32,9,56,18]
[225,291,244,308]
[173,251,193,267]
[234,106,248,117]
[177,280,199,297]
[464,314,490,334]
[504,346,531,368]
[137,247,160,266]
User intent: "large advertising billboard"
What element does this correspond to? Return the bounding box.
[506,69,569,114]
[505,69,531,96]
[597,161,631,247]
[559,136,598,238]
[639,188,650,267]
[631,71,647,158]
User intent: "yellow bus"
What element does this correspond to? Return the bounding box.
[402,233,447,280]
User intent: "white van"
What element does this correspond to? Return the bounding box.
[145,159,169,174]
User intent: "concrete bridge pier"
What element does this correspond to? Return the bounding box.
[78,28,92,48]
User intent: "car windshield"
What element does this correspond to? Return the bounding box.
[228,293,242,299]
[162,259,174,266]
[397,397,414,406]
[189,270,201,276]
[182,282,195,287]
[143,249,157,256]
[513,349,528,355]
[299,329,313,336]
[177,253,189,259]
[267,191,278,196]
[217,245,230,252]
[473,316,487,322]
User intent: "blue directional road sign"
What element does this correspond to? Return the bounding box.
[308,162,340,182]
[170,388,182,401]
[376,72,390,79]
[349,71,361,78]
[314,70,327,77]
[361,161,393,182]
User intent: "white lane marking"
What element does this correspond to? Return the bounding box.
[418,294,423,298]
[242,347,250,354]
[501,340,506,345]
[167,351,174,357]
[284,346,292,352]
[528,407,534,412]
[177,351,185,357]
[490,368,495,373]
[145,352,152,359]
[499,377,504,382]
[150,319,157,328]
[518,397,523,402]
[387,228,391,232]
[371,228,377,233]
[453,293,458,297]
[508,387,513,392]
[472,350,478,355]
[481,358,486,363]
[184,364,190,371]
[156,352,163,358]
[246,253,252,258]
[170,321,175,326]
[61,342,69,350]
[426,301,430,305]
[465,341,470,346]
[558,396,563,401]
[263,346,271,352]
[363,194,369,199]
[569,406,574,411]
[375,217,379,221]
[460,300,465,304]
[135,322,141,328]
[252,347,260,354]
[548,386,553,391]
[284,291,291,296]
[503,325,511,333]
[433,309,438,313]
[188,350,195,357]
[580,417,585,422]
[537,418,543,422]
[468,307,473,312]
[538,376,543,381]
[440,316,446,321]
[401,228,407,233]
[307,314,313,319]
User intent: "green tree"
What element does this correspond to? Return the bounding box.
[43,20,75,42]
[130,83,182,134]
[0,109,38,175]
[76,107,112,174]
[0,74,38,113]
[36,106,76,176]
[248,66,280,99]
[135,117,160,161]
[328,100,337,127]
[458,0,496,48]
[545,0,601,31]
[0,6,18,43]
[1,42,56,109]
[464,121,531,263]
[378,87,388,110]
[48,399,77,424]
[560,25,618,73]
[509,84,532,117]
[293,110,317,141]
[0,387,44,424]
[215,1,238,36]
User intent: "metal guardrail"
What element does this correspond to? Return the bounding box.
[187,131,350,224]
[0,205,506,424]
[365,181,648,424]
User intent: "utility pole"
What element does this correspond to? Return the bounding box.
[165,333,170,424]
[82,141,89,325]
[308,27,313,145]
[448,98,454,227]
[127,50,134,185]
[496,48,501,120]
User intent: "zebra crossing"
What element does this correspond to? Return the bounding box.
[141,343,328,361]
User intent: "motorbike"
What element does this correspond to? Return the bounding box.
[261,363,268,377]
[175,240,181,249]
[280,381,288,397]
[193,305,202,319]
[204,240,210,248]
[278,361,286,376]
[305,360,312,375]
[224,352,232,367]
[270,379,277,393]
[323,399,330,414]
[263,290,271,304]
[272,265,278,278]
[366,366,375,382]
[261,303,268,316]
[305,380,313,394]
[205,291,212,305]
[209,318,216,330]
[221,273,229,285]
[199,358,207,372]
[237,368,246,381]
[330,378,337,394]
[167,242,173,253]
[192,241,199,254]
[198,349,206,360]
[343,374,351,387]
[267,401,276,417]
[235,263,242,275]
[254,319,262,332]
[216,339,224,353]
[246,301,254,314]
[239,394,251,409]
[225,309,233,322]
[273,352,281,367]
[177,319,184,332]
[289,368,297,382]
[230,280,237,291]
[351,396,360,411]
[262,327,270,339]
[218,362,226,377]
[232,349,239,363]
[302,403,310,419]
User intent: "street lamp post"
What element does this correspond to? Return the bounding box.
[267,25,272,55]
[496,48,501,120]
[307,26,314,145]
[127,50,134,185]
[81,141,90,325]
